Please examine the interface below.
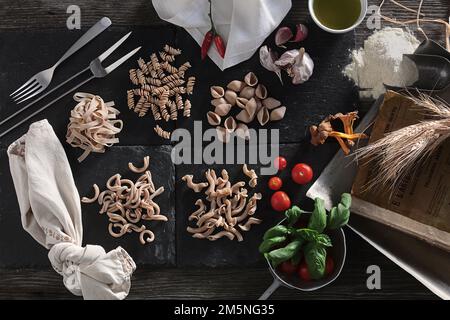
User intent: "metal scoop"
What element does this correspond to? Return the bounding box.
[403,53,450,91]
[414,39,450,61]
[258,218,347,300]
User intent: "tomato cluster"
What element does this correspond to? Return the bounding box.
[269,157,314,212]
[279,255,334,281]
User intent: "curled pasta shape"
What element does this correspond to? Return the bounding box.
[81,184,100,203]
[128,156,150,173]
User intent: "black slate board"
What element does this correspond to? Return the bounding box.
[0,24,356,267]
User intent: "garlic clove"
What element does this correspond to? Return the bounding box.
[244,72,258,87]
[239,86,256,100]
[207,111,222,126]
[269,106,286,121]
[227,80,246,92]
[290,24,308,42]
[214,103,232,116]
[210,86,225,98]
[275,26,293,47]
[259,45,283,84]
[255,84,268,99]
[236,97,249,109]
[224,90,238,106]
[211,98,227,107]
[236,123,250,140]
[262,97,281,110]
[275,49,299,69]
[224,116,237,133]
[291,48,314,85]
[257,107,270,126]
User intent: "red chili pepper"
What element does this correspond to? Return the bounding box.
[201,30,214,60]
[214,35,226,58]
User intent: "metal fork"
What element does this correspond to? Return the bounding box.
[0,32,140,139]
[10,17,112,104]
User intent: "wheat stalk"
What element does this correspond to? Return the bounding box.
[354,93,450,192]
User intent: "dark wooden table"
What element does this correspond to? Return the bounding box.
[0,0,448,300]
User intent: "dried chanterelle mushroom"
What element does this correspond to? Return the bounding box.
[310,111,368,155]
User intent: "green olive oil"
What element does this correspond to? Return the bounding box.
[313,0,361,30]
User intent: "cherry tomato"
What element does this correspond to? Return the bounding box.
[268,177,283,191]
[274,156,287,171]
[298,261,311,281]
[325,256,334,276]
[278,261,297,275]
[291,163,313,185]
[270,191,291,212]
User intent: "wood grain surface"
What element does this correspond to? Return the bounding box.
[0,0,448,300]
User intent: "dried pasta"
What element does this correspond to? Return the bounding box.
[154,124,171,139]
[182,167,262,242]
[66,92,123,162]
[81,156,167,245]
[127,45,196,138]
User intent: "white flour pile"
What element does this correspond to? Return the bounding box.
[344,27,420,99]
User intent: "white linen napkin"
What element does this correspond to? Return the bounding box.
[7,120,136,300]
[152,0,292,70]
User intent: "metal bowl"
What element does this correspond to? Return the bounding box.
[259,218,347,300]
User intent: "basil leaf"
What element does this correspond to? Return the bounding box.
[259,236,287,253]
[263,225,289,240]
[328,203,350,230]
[291,252,302,266]
[308,198,327,233]
[340,193,351,209]
[315,234,332,247]
[292,228,319,242]
[304,242,327,280]
[285,206,304,227]
[267,239,304,267]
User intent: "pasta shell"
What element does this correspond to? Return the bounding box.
[240,86,255,100]
[224,116,237,133]
[216,126,230,143]
[244,72,258,87]
[236,123,250,140]
[255,84,268,99]
[255,98,263,112]
[211,98,227,107]
[236,109,252,124]
[236,97,248,109]
[224,90,238,106]
[214,103,232,116]
[270,106,286,121]
[245,98,257,119]
[257,107,270,126]
[211,86,225,98]
[207,111,222,126]
[227,80,245,92]
[262,97,281,110]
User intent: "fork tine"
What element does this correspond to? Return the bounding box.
[10,78,37,97]
[13,82,41,101]
[16,85,45,104]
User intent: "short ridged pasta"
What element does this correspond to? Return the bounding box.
[164,44,182,56]
[154,125,171,139]
[186,76,196,95]
[175,94,184,110]
[127,90,135,110]
[159,51,175,62]
[183,99,191,118]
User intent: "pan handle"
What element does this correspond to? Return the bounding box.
[258,278,281,300]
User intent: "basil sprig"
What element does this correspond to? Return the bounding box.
[260,193,351,280]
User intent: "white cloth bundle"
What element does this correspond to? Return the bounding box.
[152,0,292,70]
[7,120,136,300]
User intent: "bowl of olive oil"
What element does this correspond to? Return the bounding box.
[309,0,367,33]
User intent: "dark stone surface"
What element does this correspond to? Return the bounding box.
[175,142,339,267]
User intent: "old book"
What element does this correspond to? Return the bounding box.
[352,90,450,251]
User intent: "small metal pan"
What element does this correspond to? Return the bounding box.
[258,218,347,300]
[414,39,450,61]
[404,53,450,91]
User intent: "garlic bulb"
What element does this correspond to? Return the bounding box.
[290,48,314,85]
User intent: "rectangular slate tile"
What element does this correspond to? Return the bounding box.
[0,145,176,267]
[174,24,358,144]
[0,26,177,148]
[175,142,339,267]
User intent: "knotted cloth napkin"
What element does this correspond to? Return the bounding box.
[7,120,136,300]
[152,0,291,70]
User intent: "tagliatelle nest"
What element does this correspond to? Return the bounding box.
[182,165,262,242]
[66,92,123,162]
[81,156,168,245]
